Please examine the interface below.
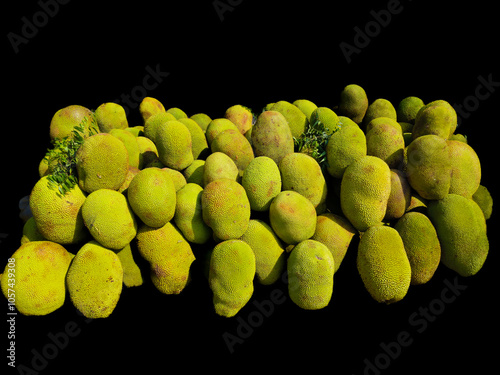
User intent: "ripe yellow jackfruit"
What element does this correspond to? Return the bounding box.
[202,179,251,240]
[241,156,282,212]
[287,239,334,310]
[139,97,166,124]
[210,128,254,176]
[1,241,74,316]
[127,167,176,228]
[66,241,123,319]
[340,155,391,232]
[203,152,239,186]
[163,167,187,191]
[357,225,411,304]
[21,217,46,244]
[427,194,489,277]
[239,219,285,285]
[29,176,88,245]
[49,104,98,140]
[208,239,256,317]
[81,189,137,250]
[447,140,481,198]
[338,84,369,124]
[155,120,194,171]
[94,102,128,133]
[136,221,196,294]
[224,104,253,135]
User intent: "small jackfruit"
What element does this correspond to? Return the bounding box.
[338,84,369,124]
[447,140,481,198]
[412,100,457,140]
[357,225,411,304]
[203,151,239,186]
[241,156,282,211]
[94,102,128,133]
[224,104,253,135]
[208,239,256,317]
[472,185,493,220]
[271,100,309,139]
[287,239,334,310]
[66,241,123,319]
[427,194,489,277]
[396,96,424,124]
[210,128,254,176]
[139,97,166,124]
[1,241,74,316]
[155,120,194,171]
[49,105,98,140]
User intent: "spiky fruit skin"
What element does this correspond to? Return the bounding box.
[293,99,318,121]
[127,167,176,228]
[29,176,88,245]
[136,222,196,295]
[394,212,441,285]
[338,84,369,124]
[202,179,251,240]
[155,120,194,171]
[49,104,98,140]
[271,100,309,139]
[412,100,457,140]
[81,189,137,250]
[310,107,341,134]
[203,152,239,186]
[143,112,177,143]
[94,102,128,133]
[472,185,493,220]
[139,97,166,124]
[224,104,253,135]
[251,111,294,165]
[209,240,256,317]
[66,241,123,319]
[239,219,285,285]
[210,128,254,176]
[190,113,212,132]
[325,116,367,179]
[109,128,140,169]
[241,156,282,212]
[178,118,210,160]
[205,118,239,146]
[405,134,452,200]
[366,120,405,168]
[427,194,489,277]
[447,140,481,198]
[287,240,334,310]
[340,156,391,232]
[1,241,74,316]
[76,133,129,193]
[362,98,397,130]
[116,244,143,288]
[396,96,425,124]
[357,225,411,304]
[269,190,317,245]
[166,107,188,120]
[385,169,412,221]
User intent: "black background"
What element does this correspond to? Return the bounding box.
[2,0,499,374]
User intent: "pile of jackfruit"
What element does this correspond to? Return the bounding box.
[2,84,493,318]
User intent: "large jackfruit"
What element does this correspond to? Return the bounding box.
[365,117,405,168]
[203,152,239,186]
[210,128,254,176]
[95,102,128,133]
[412,100,457,140]
[155,120,194,171]
[49,104,98,140]
[271,100,308,139]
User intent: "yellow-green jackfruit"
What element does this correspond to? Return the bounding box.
[366,118,405,168]
[109,128,141,169]
[472,185,493,220]
[271,100,309,139]
[95,102,128,133]
[178,118,210,160]
[139,97,166,124]
[396,96,424,124]
[293,99,318,121]
[116,243,143,287]
[225,104,253,135]
[362,98,397,130]
[385,169,411,221]
[210,128,254,176]
[412,100,457,140]
[241,156,282,211]
[155,120,194,171]
[447,140,481,198]
[205,118,239,146]
[338,84,369,124]
[203,151,239,186]
[49,104,98,140]
[143,111,177,143]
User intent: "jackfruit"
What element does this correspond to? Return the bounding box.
[203,151,239,186]
[309,107,341,134]
[29,176,88,244]
[394,212,441,285]
[311,213,356,273]
[136,221,195,294]
[279,152,328,210]
[139,97,166,124]
[338,84,369,124]
[174,183,212,244]
[447,140,481,198]
[405,134,451,200]
[241,156,282,212]
[325,116,367,179]
[127,167,176,228]
[21,217,45,244]
[412,100,457,140]
[190,113,212,132]
[210,128,254,176]
[163,167,187,191]
[427,194,489,277]
[1,241,74,316]
[76,133,129,193]
[136,136,159,169]
[225,104,253,135]
[116,243,143,287]
[109,128,140,169]
[340,155,391,232]
[366,118,405,168]
[178,118,210,160]
[143,111,177,143]
[81,189,137,250]
[49,104,99,140]
[239,219,285,285]
[271,100,309,139]
[166,107,188,119]
[287,239,334,310]
[183,159,205,186]
[362,98,397,130]
[385,169,411,220]
[66,240,123,319]
[205,118,239,146]
[251,111,294,165]
[94,102,128,133]
[202,179,251,240]
[472,185,493,220]
[269,190,317,245]
[155,120,194,171]
[357,225,411,304]
[118,165,140,195]
[208,239,256,317]
[396,96,424,124]
[293,99,318,121]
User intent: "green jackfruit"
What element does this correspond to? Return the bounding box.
[412,100,457,140]
[287,239,334,310]
[166,107,188,119]
[183,159,205,186]
[239,219,285,285]
[155,120,194,171]
[66,241,123,318]
[143,111,177,143]
[81,189,137,250]
[76,133,129,193]
[293,99,318,121]
[116,243,143,287]
[205,118,239,146]
[127,167,176,228]
[338,84,369,124]
[21,217,46,244]
[472,185,493,220]
[385,169,411,220]
[209,239,256,317]
[396,96,424,124]
[202,179,251,240]
[394,212,441,285]
[210,128,254,176]
[325,116,367,179]
[203,151,239,186]
[309,107,341,134]
[357,225,411,304]
[136,221,196,294]
[271,100,309,139]
[163,167,187,191]
[178,118,210,160]
[269,190,317,245]
[139,97,166,124]
[49,105,99,140]
[405,134,451,200]
[109,128,141,169]
[366,118,405,168]
[225,104,253,135]
[1,241,74,316]
[251,111,294,165]
[340,155,391,232]
[362,98,397,130]
[174,183,212,244]
[447,140,481,198]
[190,113,212,132]
[29,176,88,245]
[427,194,489,277]
[241,156,282,212]
[311,213,356,273]
[95,102,128,133]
